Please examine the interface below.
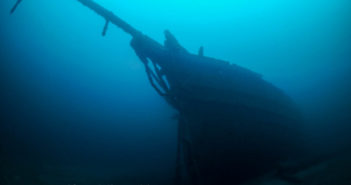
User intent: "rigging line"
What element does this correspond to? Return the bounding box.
[151,61,169,92]
[10,0,22,14]
[144,64,167,97]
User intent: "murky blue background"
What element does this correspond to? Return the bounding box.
[1,0,350,183]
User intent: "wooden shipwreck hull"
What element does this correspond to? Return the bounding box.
[165,51,302,185]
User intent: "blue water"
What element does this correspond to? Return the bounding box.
[1,0,350,184]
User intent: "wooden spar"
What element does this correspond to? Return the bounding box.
[77,0,141,37]
[9,0,141,38]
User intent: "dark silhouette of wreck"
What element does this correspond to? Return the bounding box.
[11,0,303,184]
